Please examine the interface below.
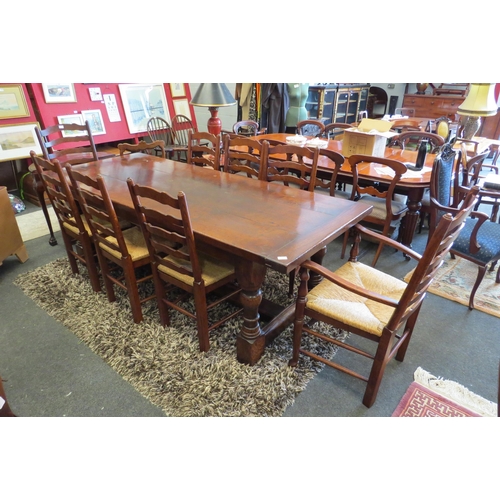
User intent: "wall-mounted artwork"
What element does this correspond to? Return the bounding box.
[82,109,106,135]
[42,84,77,103]
[119,83,171,134]
[0,85,30,120]
[173,99,192,120]
[0,123,42,161]
[57,114,86,137]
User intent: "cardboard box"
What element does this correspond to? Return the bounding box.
[342,118,397,157]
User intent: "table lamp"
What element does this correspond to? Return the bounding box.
[457,83,498,139]
[190,83,236,136]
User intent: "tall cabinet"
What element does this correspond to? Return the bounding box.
[306,84,370,125]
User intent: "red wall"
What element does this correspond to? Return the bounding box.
[26,83,196,145]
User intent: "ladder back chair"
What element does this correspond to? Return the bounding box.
[118,140,166,158]
[289,186,481,407]
[222,135,268,179]
[127,179,243,352]
[33,120,100,246]
[341,155,409,267]
[187,130,221,169]
[29,152,101,292]
[263,142,320,190]
[66,167,154,323]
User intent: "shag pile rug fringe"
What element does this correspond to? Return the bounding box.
[392,367,497,417]
[404,255,500,318]
[14,258,346,417]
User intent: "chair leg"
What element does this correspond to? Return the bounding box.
[61,231,80,275]
[34,173,57,246]
[80,236,101,293]
[288,268,297,297]
[341,230,350,259]
[154,271,171,327]
[363,334,393,408]
[193,285,210,352]
[371,242,385,267]
[289,268,309,368]
[469,265,487,310]
[123,259,143,324]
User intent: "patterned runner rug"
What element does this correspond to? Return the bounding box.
[404,255,500,318]
[392,367,497,417]
[14,258,346,417]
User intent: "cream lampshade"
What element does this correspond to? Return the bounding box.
[457,83,498,139]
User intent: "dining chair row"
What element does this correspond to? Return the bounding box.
[29,146,243,352]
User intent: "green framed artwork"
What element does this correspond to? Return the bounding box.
[0,85,30,120]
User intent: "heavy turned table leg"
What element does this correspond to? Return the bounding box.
[398,187,424,255]
[235,259,267,365]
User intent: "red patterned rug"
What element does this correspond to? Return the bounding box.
[392,368,497,417]
[392,382,482,417]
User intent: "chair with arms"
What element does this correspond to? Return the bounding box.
[33,120,101,246]
[289,185,481,407]
[232,120,267,137]
[118,140,166,158]
[29,152,101,292]
[222,135,268,179]
[341,155,409,267]
[187,130,221,170]
[388,131,445,153]
[172,114,197,161]
[426,143,500,310]
[389,119,422,133]
[296,119,325,138]
[126,179,242,352]
[66,167,154,324]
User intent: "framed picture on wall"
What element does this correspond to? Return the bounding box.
[42,84,77,103]
[82,109,106,135]
[170,83,185,98]
[119,83,171,134]
[173,99,191,120]
[57,114,86,137]
[0,84,30,120]
[0,122,42,161]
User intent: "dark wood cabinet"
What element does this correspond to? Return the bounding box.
[306,84,370,125]
[402,94,464,120]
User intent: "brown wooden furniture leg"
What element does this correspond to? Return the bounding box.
[0,377,16,417]
[235,259,267,365]
[34,172,58,246]
[398,187,424,256]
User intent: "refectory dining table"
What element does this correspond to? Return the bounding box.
[254,133,436,248]
[70,153,372,364]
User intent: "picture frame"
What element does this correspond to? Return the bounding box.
[42,83,77,103]
[119,83,171,134]
[81,109,106,135]
[170,83,186,98]
[173,99,192,120]
[88,87,103,101]
[57,114,86,137]
[0,122,42,161]
[0,84,30,120]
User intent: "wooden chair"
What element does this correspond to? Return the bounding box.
[186,130,221,169]
[126,179,242,352]
[29,152,101,292]
[66,167,154,323]
[425,143,500,310]
[172,114,197,161]
[296,119,325,137]
[146,117,183,160]
[341,155,409,267]
[389,119,422,133]
[222,135,268,179]
[232,120,267,136]
[322,123,352,140]
[388,131,445,153]
[33,121,100,246]
[118,140,166,158]
[263,142,320,190]
[289,185,481,407]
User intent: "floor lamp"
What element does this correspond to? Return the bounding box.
[457,83,498,140]
[190,83,236,136]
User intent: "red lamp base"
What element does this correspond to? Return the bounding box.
[207,107,222,136]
